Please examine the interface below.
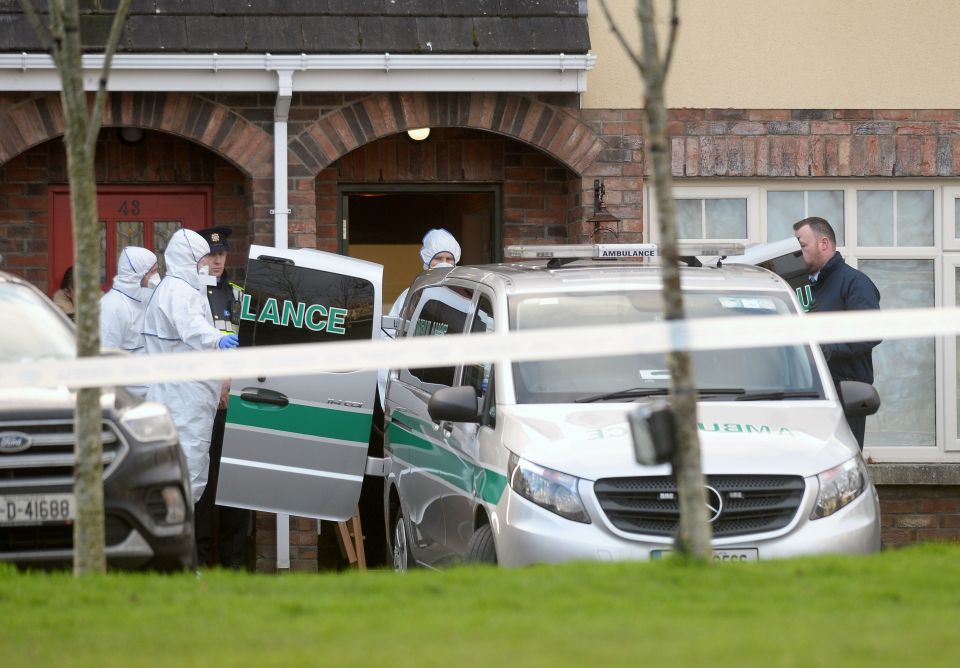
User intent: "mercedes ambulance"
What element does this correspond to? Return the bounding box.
[217,242,881,568]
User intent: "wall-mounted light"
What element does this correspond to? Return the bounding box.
[118,127,145,145]
[587,178,621,240]
[406,127,431,141]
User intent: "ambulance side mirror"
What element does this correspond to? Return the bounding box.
[839,381,881,417]
[428,386,481,423]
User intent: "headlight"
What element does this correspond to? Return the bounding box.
[811,456,868,519]
[120,402,178,443]
[508,453,590,523]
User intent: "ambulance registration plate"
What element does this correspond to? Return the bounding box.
[0,493,75,525]
[650,548,758,562]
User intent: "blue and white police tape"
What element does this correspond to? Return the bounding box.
[2,306,960,390]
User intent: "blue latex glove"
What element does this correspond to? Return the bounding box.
[217,334,239,349]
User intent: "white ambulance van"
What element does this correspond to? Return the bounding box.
[218,242,880,568]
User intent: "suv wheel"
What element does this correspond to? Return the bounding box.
[465,524,497,565]
[392,506,415,572]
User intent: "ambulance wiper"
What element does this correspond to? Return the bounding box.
[734,390,822,401]
[574,387,671,403]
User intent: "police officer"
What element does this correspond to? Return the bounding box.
[197,226,242,335]
[194,225,251,568]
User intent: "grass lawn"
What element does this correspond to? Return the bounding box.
[2,543,959,668]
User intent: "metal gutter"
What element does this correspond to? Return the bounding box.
[0,52,597,93]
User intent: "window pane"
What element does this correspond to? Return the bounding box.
[957,267,960,438]
[675,199,702,239]
[115,221,145,272]
[464,295,495,401]
[704,198,747,238]
[407,286,472,388]
[767,191,804,241]
[955,198,960,240]
[153,220,182,276]
[237,259,375,348]
[807,190,845,246]
[767,190,845,245]
[896,190,934,246]
[859,259,935,447]
[857,191,894,246]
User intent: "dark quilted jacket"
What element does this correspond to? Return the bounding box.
[810,252,881,385]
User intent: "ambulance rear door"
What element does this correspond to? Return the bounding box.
[723,237,814,310]
[217,244,382,521]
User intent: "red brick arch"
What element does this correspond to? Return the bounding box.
[0,92,320,247]
[290,92,609,176]
[0,92,276,178]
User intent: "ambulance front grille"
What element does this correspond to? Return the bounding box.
[593,475,806,538]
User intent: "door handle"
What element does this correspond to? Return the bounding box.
[240,388,289,407]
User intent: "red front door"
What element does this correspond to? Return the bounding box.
[49,186,212,294]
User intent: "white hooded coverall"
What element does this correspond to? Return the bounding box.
[142,229,224,503]
[100,246,157,397]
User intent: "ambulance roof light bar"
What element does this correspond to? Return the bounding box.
[504,242,745,262]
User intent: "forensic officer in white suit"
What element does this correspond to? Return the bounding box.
[100,246,159,397]
[142,229,239,503]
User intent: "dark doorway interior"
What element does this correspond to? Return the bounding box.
[344,189,498,305]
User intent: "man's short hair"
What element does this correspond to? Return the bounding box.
[793,216,836,245]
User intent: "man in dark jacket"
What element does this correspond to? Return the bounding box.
[793,216,881,449]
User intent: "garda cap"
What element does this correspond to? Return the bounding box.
[196,226,232,253]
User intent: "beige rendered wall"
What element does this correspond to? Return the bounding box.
[585,0,960,109]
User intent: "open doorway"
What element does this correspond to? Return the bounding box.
[339,185,500,305]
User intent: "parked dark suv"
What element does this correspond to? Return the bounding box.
[0,270,195,570]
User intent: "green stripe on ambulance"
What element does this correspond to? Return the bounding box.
[387,413,508,505]
[227,395,370,443]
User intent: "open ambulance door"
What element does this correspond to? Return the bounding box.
[217,245,382,521]
[722,237,813,309]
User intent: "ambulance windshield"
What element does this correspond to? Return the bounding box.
[508,290,824,404]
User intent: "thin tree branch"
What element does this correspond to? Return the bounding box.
[86,0,133,150]
[599,0,646,78]
[19,0,57,58]
[637,0,661,92]
[662,0,680,78]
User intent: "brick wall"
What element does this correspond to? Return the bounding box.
[878,485,960,546]
[254,514,319,573]
[578,109,645,242]
[667,109,960,178]
[0,148,48,287]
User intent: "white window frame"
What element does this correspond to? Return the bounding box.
[851,186,940,253]
[852,252,943,461]
[943,186,960,251]
[762,185,849,246]
[651,179,960,463]
[645,186,760,245]
[943,254,960,452]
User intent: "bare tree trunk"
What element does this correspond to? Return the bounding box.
[601,0,711,559]
[21,0,133,575]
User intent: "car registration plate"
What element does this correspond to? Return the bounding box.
[650,548,758,562]
[0,493,76,525]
